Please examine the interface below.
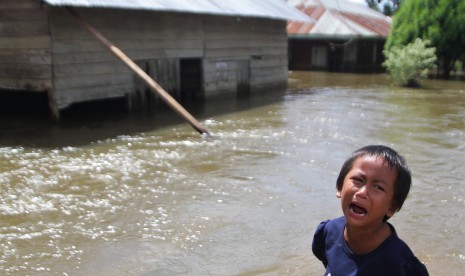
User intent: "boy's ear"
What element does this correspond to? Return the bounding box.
[386,203,397,218]
[336,190,341,198]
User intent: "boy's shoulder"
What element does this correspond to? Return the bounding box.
[316,216,345,233]
[361,222,429,275]
[312,218,429,275]
[313,216,346,248]
[382,222,418,259]
[312,217,346,267]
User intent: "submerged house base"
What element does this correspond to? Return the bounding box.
[288,36,386,73]
[286,0,391,74]
[0,0,309,120]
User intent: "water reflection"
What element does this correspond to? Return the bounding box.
[1,72,464,275]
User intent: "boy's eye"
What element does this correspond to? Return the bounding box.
[373,184,385,191]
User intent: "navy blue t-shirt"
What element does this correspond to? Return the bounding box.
[312,216,429,276]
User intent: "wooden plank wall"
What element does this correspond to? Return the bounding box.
[203,16,288,96]
[131,58,180,111]
[48,7,288,110]
[0,0,51,91]
[48,8,204,109]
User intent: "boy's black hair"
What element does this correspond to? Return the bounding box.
[336,145,412,220]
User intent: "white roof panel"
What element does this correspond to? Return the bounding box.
[287,0,386,19]
[287,0,391,37]
[43,0,313,22]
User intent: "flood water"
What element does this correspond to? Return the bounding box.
[1,71,464,275]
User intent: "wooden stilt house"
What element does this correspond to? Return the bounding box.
[0,0,310,119]
[286,0,391,73]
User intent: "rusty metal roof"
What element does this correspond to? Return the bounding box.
[286,0,391,38]
[42,0,312,22]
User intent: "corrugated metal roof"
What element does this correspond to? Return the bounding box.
[42,0,313,22]
[286,0,391,38]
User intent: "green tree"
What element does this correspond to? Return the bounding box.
[366,0,380,12]
[365,0,401,15]
[385,0,465,78]
[383,38,437,87]
[381,3,394,16]
[384,0,401,12]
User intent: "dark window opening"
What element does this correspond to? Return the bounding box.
[0,90,50,117]
[180,59,202,102]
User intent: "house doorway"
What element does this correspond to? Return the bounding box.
[236,60,250,97]
[180,58,202,102]
[328,45,344,72]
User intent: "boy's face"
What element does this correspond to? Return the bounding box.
[336,155,397,228]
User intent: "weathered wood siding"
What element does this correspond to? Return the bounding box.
[0,0,51,91]
[7,6,289,110]
[48,8,204,109]
[203,16,288,96]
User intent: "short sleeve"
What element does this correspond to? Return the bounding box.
[312,220,330,267]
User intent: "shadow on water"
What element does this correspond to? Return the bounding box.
[1,71,464,275]
[0,87,286,148]
[3,71,464,148]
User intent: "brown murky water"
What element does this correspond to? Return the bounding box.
[1,72,464,275]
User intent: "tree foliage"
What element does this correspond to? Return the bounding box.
[382,0,401,12]
[385,0,465,78]
[383,38,437,87]
[365,0,401,15]
[366,0,380,12]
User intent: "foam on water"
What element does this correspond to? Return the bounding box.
[1,73,464,274]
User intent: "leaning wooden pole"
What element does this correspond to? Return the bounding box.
[66,8,211,137]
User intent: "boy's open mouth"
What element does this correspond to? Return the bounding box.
[350,203,367,216]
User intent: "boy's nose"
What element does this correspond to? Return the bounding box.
[355,185,368,198]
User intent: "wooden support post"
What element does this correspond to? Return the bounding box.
[45,85,60,121]
[66,8,211,137]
